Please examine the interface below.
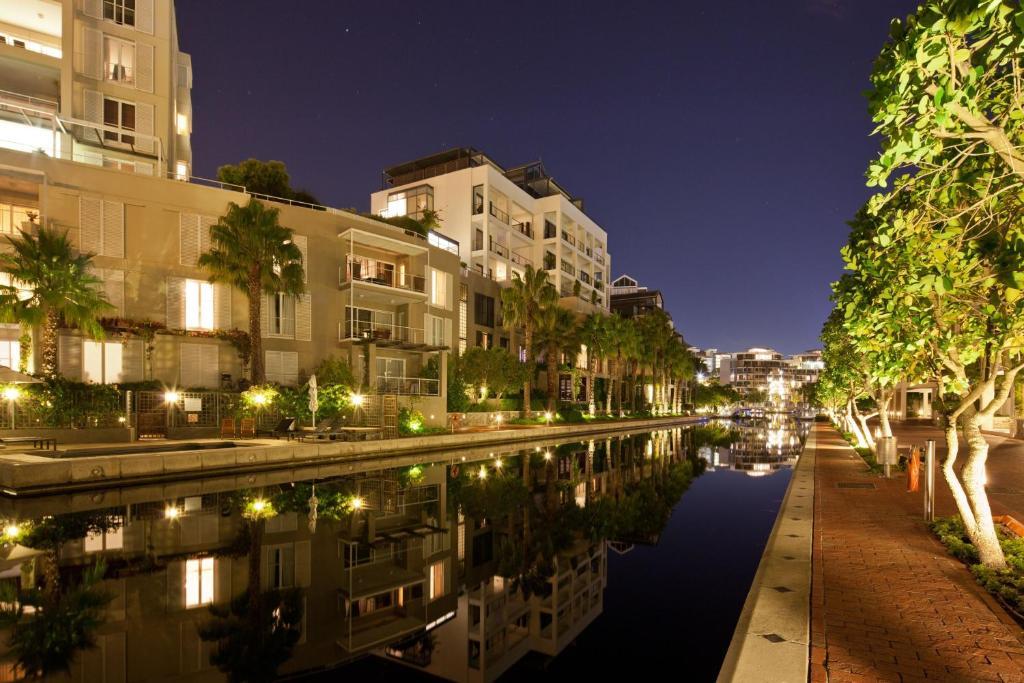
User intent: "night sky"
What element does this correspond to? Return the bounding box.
[176,0,919,355]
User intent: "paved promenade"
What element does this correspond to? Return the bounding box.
[809,424,1024,683]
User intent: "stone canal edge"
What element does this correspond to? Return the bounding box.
[718,423,815,683]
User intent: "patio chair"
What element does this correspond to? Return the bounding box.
[239,418,256,439]
[267,416,296,439]
[298,417,338,441]
[219,418,236,439]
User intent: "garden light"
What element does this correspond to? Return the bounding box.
[350,393,364,407]
[251,392,268,406]
[350,496,365,511]
[544,411,552,424]
[164,391,179,403]
[3,523,21,541]
[543,450,552,461]
[408,419,422,432]
[494,458,503,469]
[2,387,19,402]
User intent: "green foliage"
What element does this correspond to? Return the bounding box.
[931,516,1024,614]
[16,378,125,428]
[0,560,113,679]
[21,512,122,553]
[398,407,426,435]
[216,159,319,205]
[461,347,529,400]
[310,355,354,387]
[693,382,741,409]
[557,406,586,423]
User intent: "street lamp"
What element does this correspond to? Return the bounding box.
[2,386,18,430]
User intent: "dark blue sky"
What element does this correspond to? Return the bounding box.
[176,0,919,355]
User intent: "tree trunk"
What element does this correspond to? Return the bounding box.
[248,278,264,384]
[43,547,60,602]
[587,353,596,415]
[39,309,60,378]
[521,326,533,418]
[247,518,265,613]
[545,344,558,413]
[846,400,867,448]
[878,390,893,438]
[962,411,1006,568]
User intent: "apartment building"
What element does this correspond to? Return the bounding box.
[608,273,667,319]
[370,148,612,315]
[0,0,192,179]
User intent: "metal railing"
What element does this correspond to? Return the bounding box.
[579,272,591,285]
[472,263,495,280]
[339,320,430,344]
[510,251,529,267]
[511,219,533,238]
[489,240,509,258]
[561,231,576,247]
[489,202,509,224]
[0,34,61,59]
[376,376,440,396]
[342,258,425,293]
[560,260,575,276]
[103,62,134,86]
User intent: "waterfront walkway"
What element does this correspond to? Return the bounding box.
[810,424,1024,682]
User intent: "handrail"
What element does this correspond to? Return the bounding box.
[339,320,427,344]
[376,376,440,396]
[341,258,426,293]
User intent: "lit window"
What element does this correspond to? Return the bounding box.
[0,204,36,236]
[185,557,214,607]
[84,520,124,553]
[269,293,295,337]
[176,113,189,135]
[429,268,450,310]
[83,340,123,384]
[428,561,445,600]
[185,279,214,330]
[103,97,135,146]
[104,36,135,85]
[103,0,136,26]
[175,161,188,182]
[0,341,19,371]
[268,545,294,589]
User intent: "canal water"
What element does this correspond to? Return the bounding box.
[0,418,805,682]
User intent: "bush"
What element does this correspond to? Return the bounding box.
[557,406,585,423]
[931,516,1024,615]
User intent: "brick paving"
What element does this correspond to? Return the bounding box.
[809,424,1024,682]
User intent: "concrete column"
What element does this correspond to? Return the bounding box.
[439,349,448,407]
[365,343,378,392]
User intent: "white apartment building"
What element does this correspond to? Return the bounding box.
[370,148,612,313]
[0,0,193,179]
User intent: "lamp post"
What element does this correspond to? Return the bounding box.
[164,390,179,432]
[2,386,19,430]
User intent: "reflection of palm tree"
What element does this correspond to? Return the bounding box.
[0,560,111,679]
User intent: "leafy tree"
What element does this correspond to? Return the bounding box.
[533,306,580,412]
[198,199,305,383]
[461,347,528,401]
[0,227,112,378]
[311,355,355,387]
[216,159,319,205]
[501,266,558,417]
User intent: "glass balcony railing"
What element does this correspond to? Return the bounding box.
[341,259,425,293]
[376,376,440,396]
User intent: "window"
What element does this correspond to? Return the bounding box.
[269,293,295,337]
[176,113,189,135]
[344,306,393,339]
[429,268,451,310]
[0,203,37,235]
[185,557,214,608]
[185,279,213,330]
[104,36,135,84]
[84,521,123,553]
[428,561,445,600]
[475,331,491,350]
[381,185,433,221]
[425,314,445,347]
[458,284,468,354]
[103,97,135,145]
[83,340,123,383]
[474,294,494,328]
[103,0,136,26]
[265,350,298,386]
[268,545,295,589]
[376,357,405,379]
[0,341,19,371]
[472,185,484,215]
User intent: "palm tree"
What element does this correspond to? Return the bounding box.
[606,316,636,416]
[198,199,304,383]
[533,306,580,412]
[501,266,558,417]
[638,310,673,413]
[579,313,610,415]
[0,227,112,378]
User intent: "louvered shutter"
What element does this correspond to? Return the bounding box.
[295,541,311,588]
[165,277,185,328]
[265,351,282,384]
[178,343,200,387]
[59,335,82,380]
[295,294,311,341]
[104,268,125,316]
[283,352,298,386]
[260,294,270,337]
[135,0,154,34]
[166,560,184,612]
[199,215,216,253]
[134,102,155,154]
[293,235,308,282]
[81,27,102,79]
[83,0,102,18]
[445,318,453,348]
[79,197,102,250]
[135,161,153,176]
[214,284,231,330]
[102,201,124,258]
[215,558,232,604]
[83,89,103,125]
[179,213,199,266]
[200,344,219,388]
[135,43,154,92]
[122,339,143,382]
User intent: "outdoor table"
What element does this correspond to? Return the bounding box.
[0,436,58,451]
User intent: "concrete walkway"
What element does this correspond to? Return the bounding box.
[809,424,1024,682]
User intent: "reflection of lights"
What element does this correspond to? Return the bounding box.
[543,451,552,461]
[478,466,488,480]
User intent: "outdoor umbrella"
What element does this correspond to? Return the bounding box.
[0,366,42,385]
[307,374,319,429]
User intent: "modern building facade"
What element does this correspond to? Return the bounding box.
[608,274,666,320]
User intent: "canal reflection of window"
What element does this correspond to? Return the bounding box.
[428,561,445,600]
[84,521,123,552]
[268,544,295,589]
[185,557,214,608]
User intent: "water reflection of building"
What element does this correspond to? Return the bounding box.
[0,428,694,682]
[699,418,806,477]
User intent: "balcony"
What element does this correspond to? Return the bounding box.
[489,240,509,259]
[561,231,576,247]
[427,230,459,255]
[560,260,575,277]
[510,219,533,239]
[377,376,440,396]
[509,251,529,268]
[339,321,447,351]
[340,258,425,298]
[489,202,509,224]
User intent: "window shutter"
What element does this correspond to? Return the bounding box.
[283,352,298,386]
[83,89,103,124]
[59,335,83,380]
[103,268,125,316]
[214,284,231,330]
[215,558,232,604]
[166,277,185,328]
[80,27,102,80]
[445,318,453,348]
[135,42,154,92]
[199,215,216,253]
[446,272,454,310]
[265,350,282,384]
[179,213,199,266]
[295,294,311,341]
[135,102,155,154]
[166,560,184,611]
[102,201,124,258]
[293,235,308,282]
[178,343,200,387]
[295,540,311,588]
[135,161,154,176]
[260,294,269,338]
[83,0,102,19]
[79,196,102,249]
[136,0,155,34]
[200,344,219,388]
[122,339,143,382]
